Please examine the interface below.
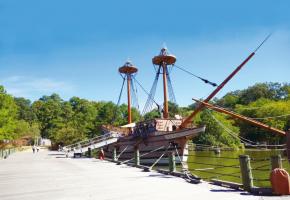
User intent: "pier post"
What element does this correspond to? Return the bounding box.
[287,129,290,163]
[112,147,117,161]
[169,151,176,172]
[271,154,282,170]
[239,155,253,192]
[134,146,140,166]
[87,147,91,158]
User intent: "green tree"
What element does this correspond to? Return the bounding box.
[0,86,18,140]
[14,97,36,123]
[235,98,290,144]
[193,111,241,148]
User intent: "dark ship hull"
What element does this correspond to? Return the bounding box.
[102,119,205,165]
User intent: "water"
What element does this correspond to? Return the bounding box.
[186,149,290,187]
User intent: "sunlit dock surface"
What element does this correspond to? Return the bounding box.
[0,149,288,200]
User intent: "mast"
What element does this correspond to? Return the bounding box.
[192,98,286,136]
[152,48,176,119]
[179,34,272,129]
[119,61,138,124]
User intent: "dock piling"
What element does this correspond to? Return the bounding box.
[113,147,117,161]
[134,146,140,166]
[169,151,176,172]
[87,147,91,158]
[271,154,282,170]
[239,155,253,192]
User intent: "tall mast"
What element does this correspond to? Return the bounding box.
[119,61,138,124]
[152,48,176,118]
[179,34,271,129]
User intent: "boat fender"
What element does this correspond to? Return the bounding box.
[270,168,290,195]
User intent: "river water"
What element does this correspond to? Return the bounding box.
[186,149,290,187]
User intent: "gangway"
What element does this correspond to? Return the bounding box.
[63,132,119,157]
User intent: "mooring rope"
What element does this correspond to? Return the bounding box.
[149,144,172,170]
[120,146,165,164]
[116,145,129,160]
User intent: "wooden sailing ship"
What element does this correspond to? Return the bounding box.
[102,48,205,165]
[102,35,290,165]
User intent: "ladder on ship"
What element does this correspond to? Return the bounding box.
[63,132,119,157]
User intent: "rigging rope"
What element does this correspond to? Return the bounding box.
[214,104,290,119]
[116,145,129,160]
[120,146,165,164]
[133,76,160,110]
[206,109,257,145]
[149,144,172,170]
[130,75,140,110]
[173,64,217,87]
[167,69,177,104]
[112,76,126,123]
[248,113,290,120]
[132,67,162,115]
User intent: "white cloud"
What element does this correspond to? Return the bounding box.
[0,76,75,100]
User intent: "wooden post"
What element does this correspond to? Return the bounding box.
[169,151,176,172]
[112,147,117,161]
[287,129,290,163]
[239,155,253,192]
[271,155,282,170]
[87,147,91,158]
[134,146,140,166]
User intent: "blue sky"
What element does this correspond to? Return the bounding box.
[0,0,289,108]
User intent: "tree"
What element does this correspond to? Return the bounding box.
[32,94,64,139]
[235,98,290,144]
[168,101,180,118]
[143,109,161,120]
[0,86,18,140]
[69,97,98,138]
[14,97,36,123]
[193,111,241,148]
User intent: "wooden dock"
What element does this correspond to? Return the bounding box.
[0,149,287,200]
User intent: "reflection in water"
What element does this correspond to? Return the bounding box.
[187,149,290,187]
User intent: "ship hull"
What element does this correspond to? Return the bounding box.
[103,126,205,165]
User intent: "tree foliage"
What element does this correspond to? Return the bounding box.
[193,111,241,148]
[0,81,289,147]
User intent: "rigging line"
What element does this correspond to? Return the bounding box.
[130,77,139,110]
[142,78,159,114]
[120,146,165,164]
[116,145,129,160]
[248,113,290,120]
[174,145,187,170]
[111,76,126,123]
[133,76,160,108]
[211,103,290,119]
[149,144,172,170]
[210,104,290,127]
[173,64,217,87]
[206,109,257,144]
[137,66,162,114]
[167,71,177,104]
[254,33,272,53]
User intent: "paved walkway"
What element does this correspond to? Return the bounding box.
[0,149,288,200]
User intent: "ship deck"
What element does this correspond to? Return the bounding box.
[0,149,286,200]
